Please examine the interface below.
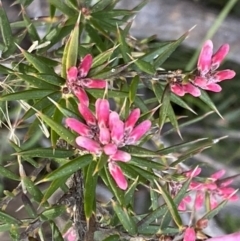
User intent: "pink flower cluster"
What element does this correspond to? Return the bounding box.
[170,40,236,97]
[179,168,238,211]
[67,54,106,106]
[66,99,151,190]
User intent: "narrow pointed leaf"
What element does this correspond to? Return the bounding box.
[66,13,81,73]
[22,194,37,218]
[50,221,64,241]
[134,59,155,75]
[0,211,21,225]
[40,205,66,221]
[47,0,76,16]
[41,176,69,205]
[0,89,55,101]
[22,176,44,203]
[153,29,191,68]
[124,177,139,206]
[84,161,98,220]
[199,90,223,118]
[124,145,161,158]
[41,155,92,182]
[112,201,137,235]
[130,156,164,170]
[117,26,130,63]
[36,110,77,146]
[129,75,139,104]
[20,48,55,74]
[17,148,74,159]
[0,165,20,181]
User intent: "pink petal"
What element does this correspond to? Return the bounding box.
[178,200,186,211]
[78,54,92,78]
[109,112,120,131]
[183,83,201,97]
[63,227,77,241]
[211,169,225,180]
[78,103,96,126]
[183,227,196,241]
[99,126,110,145]
[219,178,233,187]
[125,108,140,133]
[103,143,118,156]
[108,162,128,190]
[110,118,124,146]
[65,118,93,137]
[211,43,229,70]
[82,78,106,89]
[194,191,204,209]
[67,67,78,83]
[198,40,213,75]
[126,120,151,145]
[206,231,240,241]
[185,167,202,178]
[194,76,207,88]
[74,87,89,106]
[204,83,222,92]
[95,99,109,128]
[170,84,185,96]
[214,70,236,82]
[210,196,218,210]
[76,136,101,154]
[111,150,131,162]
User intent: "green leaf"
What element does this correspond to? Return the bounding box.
[153,28,192,68]
[0,211,21,225]
[0,223,12,232]
[199,90,222,118]
[22,176,44,204]
[130,156,164,170]
[40,205,66,221]
[22,7,40,41]
[129,75,139,104]
[22,194,37,218]
[16,73,59,90]
[40,155,92,182]
[154,83,170,131]
[84,160,98,220]
[157,183,182,228]
[9,141,38,167]
[0,165,19,181]
[0,89,55,101]
[0,64,13,74]
[124,145,161,158]
[0,1,14,53]
[50,221,64,241]
[167,104,182,138]
[112,201,137,235]
[36,110,77,146]
[17,148,74,159]
[134,59,156,75]
[91,46,118,68]
[85,22,105,52]
[36,74,65,86]
[88,89,128,99]
[102,234,120,241]
[41,176,69,205]
[117,26,130,63]
[20,48,55,74]
[124,177,139,206]
[66,13,81,73]
[47,0,76,16]
[21,91,61,121]
[94,153,108,175]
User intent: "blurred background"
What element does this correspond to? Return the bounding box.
[1,0,240,238]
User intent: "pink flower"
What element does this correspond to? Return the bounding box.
[63,227,77,241]
[66,99,151,190]
[194,40,235,92]
[67,54,106,106]
[184,227,196,241]
[190,169,238,210]
[170,82,201,97]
